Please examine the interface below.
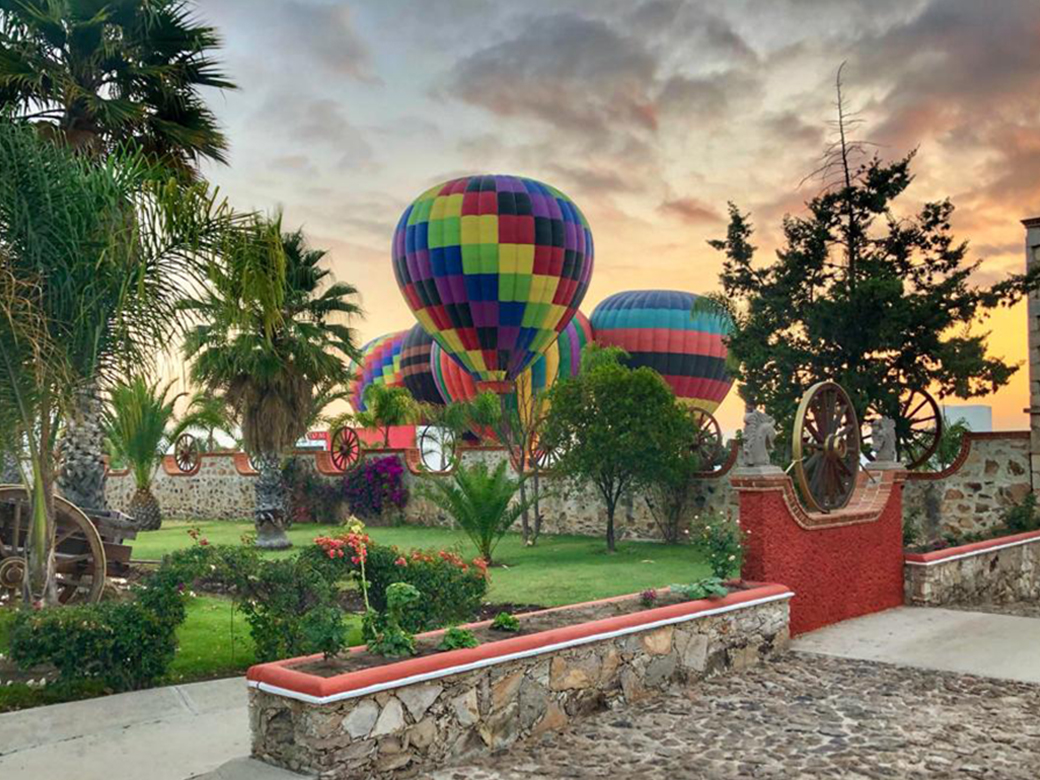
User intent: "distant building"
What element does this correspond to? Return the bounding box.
[941,404,992,432]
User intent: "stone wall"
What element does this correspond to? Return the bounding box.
[904,532,1040,607]
[902,432,1032,539]
[104,446,738,541]
[248,589,791,778]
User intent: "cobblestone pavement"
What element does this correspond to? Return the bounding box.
[433,653,1040,780]
[949,600,1040,619]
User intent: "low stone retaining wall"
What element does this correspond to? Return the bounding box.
[247,584,792,778]
[904,530,1040,606]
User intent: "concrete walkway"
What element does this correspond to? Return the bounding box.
[791,605,1040,683]
[0,676,249,780]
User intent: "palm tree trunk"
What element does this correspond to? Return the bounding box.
[1,449,19,483]
[253,451,291,549]
[57,383,108,511]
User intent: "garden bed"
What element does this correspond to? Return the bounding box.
[248,582,792,778]
[904,529,1040,607]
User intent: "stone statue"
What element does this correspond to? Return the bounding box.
[870,416,898,462]
[741,408,777,468]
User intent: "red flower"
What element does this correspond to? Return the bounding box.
[395,557,407,567]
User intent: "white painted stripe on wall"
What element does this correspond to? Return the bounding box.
[248,590,795,706]
[904,535,1040,567]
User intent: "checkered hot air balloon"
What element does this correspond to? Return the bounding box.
[590,290,734,413]
[399,323,443,405]
[349,330,407,412]
[392,175,594,393]
[430,311,594,421]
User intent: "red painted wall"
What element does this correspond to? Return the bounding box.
[739,478,905,636]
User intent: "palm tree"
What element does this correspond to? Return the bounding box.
[182,227,362,549]
[183,390,237,451]
[1,0,236,514]
[0,0,234,172]
[0,122,243,604]
[103,376,190,530]
[354,384,420,447]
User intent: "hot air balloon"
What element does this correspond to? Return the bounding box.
[431,311,594,419]
[399,324,443,405]
[590,290,733,413]
[392,175,594,393]
[349,330,407,412]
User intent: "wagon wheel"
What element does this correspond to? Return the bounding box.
[862,387,943,470]
[533,442,559,473]
[174,433,201,473]
[689,409,723,474]
[330,426,362,472]
[792,381,861,513]
[0,485,106,604]
[417,425,457,473]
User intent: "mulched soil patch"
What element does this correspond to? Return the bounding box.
[294,586,741,678]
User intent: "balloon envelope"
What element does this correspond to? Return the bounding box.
[590,290,733,412]
[392,175,594,391]
[431,311,593,422]
[349,331,407,412]
[399,324,443,405]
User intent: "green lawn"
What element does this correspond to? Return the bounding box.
[138,520,713,606]
[1,520,710,711]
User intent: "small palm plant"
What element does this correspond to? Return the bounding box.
[421,460,533,565]
[103,377,191,530]
[353,384,420,447]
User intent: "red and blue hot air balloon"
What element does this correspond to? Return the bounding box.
[349,330,407,412]
[590,290,733,413]
[392,175,594,393]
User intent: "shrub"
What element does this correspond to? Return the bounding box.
[419,459,531,564]
[365,583,420,658]
[1003,492,1039,534]
[639,588,658,608]
[490,612,520,632]
[342,455,408,520]
[303,536,488,633]
[438,626,479,651]
[670,577,728,601]
[283,456,343,524]
[691,511,746,580]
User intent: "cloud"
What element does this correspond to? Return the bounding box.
[659,197,722,224]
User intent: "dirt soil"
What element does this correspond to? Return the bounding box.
[294,586,739,678]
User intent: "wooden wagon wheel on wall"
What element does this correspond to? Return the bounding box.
[330,426,362,472]
[689,408,724,475]
[792,381,861,513]
[861,387,943,470]
[417,425,457,473]
[174,433,201,473]
[0,486,106,604]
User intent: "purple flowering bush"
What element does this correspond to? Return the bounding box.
[342,455,409,520]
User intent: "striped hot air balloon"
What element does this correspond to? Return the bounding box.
[392,175,594,393]
[590,290,733,413]
[399,324,443,405]
[431,311,593,422]
[349,331,407,412]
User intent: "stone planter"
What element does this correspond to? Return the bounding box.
[247,583,793,778]
[904,530,1040,606]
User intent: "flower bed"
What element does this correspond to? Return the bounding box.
[247,582,792,778]
[904,529,1040,606]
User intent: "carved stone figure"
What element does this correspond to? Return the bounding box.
[870,416,898,462]
[741,408,777,468]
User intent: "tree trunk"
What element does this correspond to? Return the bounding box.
[57,384,108,512]
[532,466,542,545]
[26,454,57,607]
[1,449,20,483]
[605,498,617,553]
[128,485,162,531]
[518,478,530,545]
[253,451,291,549]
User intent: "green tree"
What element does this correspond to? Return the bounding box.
[1,0,238,513]
[182,390,237,451]
[103,376,200,530]
[420,459,532,565]
[540,346,694,552]
[182,226,362,549]
[354,384,420,447]
[0,123,240,603]
[0,0,234,173]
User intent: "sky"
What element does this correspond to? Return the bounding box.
[189,0,1040,434]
